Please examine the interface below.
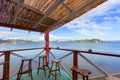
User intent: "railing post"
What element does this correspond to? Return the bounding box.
[72,51,78,80]
[44,31,49,65]
[3,51,10,80]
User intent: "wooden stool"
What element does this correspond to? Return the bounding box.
[48,59,61,80]
[17,58,33,80]
[71,67,91,80]
[37,55,48,76]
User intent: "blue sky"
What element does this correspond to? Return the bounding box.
[0,0,120,41]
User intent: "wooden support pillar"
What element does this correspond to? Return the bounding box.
[72,51,78,80]
[3,51,10,80]
[44,31,49,65]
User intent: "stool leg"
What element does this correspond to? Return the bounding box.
[55,63,57,80]
[86,76,88,80]
[48,62,53,78]
[17,61,24,80]
[37,57,41,74]
[83,76,85,80]
[58,62,61,76]
[43,57,46,76]
[83,76,88,80]
[30,60,33,80]
[30,71,33,80]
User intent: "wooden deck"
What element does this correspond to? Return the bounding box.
[10,67,120,80]
[90,74,120,80]
[11,69,72,80]
[11,67,104,80]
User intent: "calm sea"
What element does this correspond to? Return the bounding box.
[0,42,120,78]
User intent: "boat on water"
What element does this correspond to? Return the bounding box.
[0,0,120,80]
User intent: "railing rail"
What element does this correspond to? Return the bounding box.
[50,47,120,58]
[0,47,44,53]
[0,47,120,80]
[0,47,45,80]
[50,47,120,80]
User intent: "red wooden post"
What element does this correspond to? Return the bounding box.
[72,51,78,80]
[3,51,10,80]
[44,31,49,65]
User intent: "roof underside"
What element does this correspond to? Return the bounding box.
[0,0,106,32]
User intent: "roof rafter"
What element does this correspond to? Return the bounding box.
[32,0,62,28]
[93,0,97,7]
[17,17,50,27]
[22,4,58,22]
[61,1,72,12]
[47,0,97,31]
[11,0,58,22]
[12,0,24,24]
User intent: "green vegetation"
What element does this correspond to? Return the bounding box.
[51,39,103,43]
[0,39,34,44]
[60,39,103,43]
[0,38,103,44]
[79,39,103,42]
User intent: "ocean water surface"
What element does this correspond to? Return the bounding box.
[0,42,120,78]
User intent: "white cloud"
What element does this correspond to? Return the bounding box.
[76,29,105,37]
[64,18,111,36]
[49,34,69,41]
[0,30,68,41]
[0,31,42,41]
[0,31,18,39]
[39,34,69,41]
[64,0,120,37]
[80,0,120,19]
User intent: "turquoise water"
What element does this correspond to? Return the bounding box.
[0,42,120,78]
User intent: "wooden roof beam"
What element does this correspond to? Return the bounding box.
[12,0,24,24]
[61,1,72,12]
[0,23,43,32]
[33,0,62,28]
[17,17,50,27]
[47,0,99,31]
[93,0,97,7]
[11,0,58,22]
[11,0,24,31]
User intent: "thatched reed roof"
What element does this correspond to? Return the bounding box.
[0,0,106,32]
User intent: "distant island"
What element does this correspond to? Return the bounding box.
[51,39,103,43]
[0,39,34,44]
[0,38,103,44]
[79,39,103,42]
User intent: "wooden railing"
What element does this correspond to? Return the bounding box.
[0,47,44,80]
[0,47,120,80]
[50,47,120,80]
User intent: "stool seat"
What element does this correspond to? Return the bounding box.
[22,58,32,61]
[71,67,91,80]
[51,59,61,63]
[71,67,91,76]
[39,55,46,58]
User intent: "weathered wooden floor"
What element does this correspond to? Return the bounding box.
[11,68,120,80]
[11,69,72,80]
